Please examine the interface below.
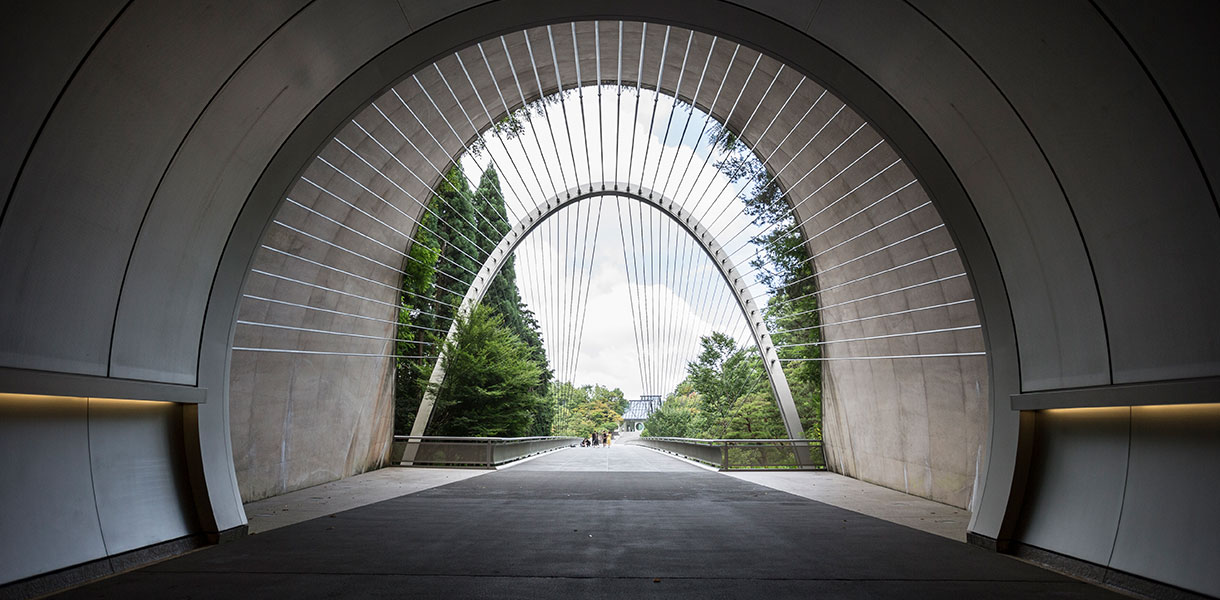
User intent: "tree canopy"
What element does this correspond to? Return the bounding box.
[426,305,548,437]
[705,121,825,438]
[644,331,786,439]
[395,165,552,436]
[550,382,628,438]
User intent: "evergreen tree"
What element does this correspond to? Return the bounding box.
[395,165,552,436]
[426,305,547,437]
[706,122,824,439]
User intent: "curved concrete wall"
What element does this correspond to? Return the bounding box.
[230,21,986,508]
[0,394,196,584]
[0,1,1216,596]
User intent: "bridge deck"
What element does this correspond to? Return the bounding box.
[56,446,1122,599]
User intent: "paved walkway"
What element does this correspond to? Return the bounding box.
[243,467,487,534]
[56,447,1124,599]
[726,470,970,541]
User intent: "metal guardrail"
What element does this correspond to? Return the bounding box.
[628,437,826,470]
[390,435,580,468]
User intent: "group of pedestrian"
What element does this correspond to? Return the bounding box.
[579,431,612,448]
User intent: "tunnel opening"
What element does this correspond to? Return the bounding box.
[6,2,1217,597]
[227,20,987,515]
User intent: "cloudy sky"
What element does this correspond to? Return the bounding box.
[458,86,774,399]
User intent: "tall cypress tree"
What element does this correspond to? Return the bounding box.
[395,165,552,436]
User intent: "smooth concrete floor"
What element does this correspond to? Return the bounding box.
[243,467,487,534]
[726,470,970,542]
[55,446,1126,599]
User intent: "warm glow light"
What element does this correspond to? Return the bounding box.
[0,392,177,405]
[1042,403,1220,414]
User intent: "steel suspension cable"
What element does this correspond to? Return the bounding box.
[715,133,885,256]
[768,202,936,296]
[675,77,811,233]
[369,99,510,243]
[659,36,717,200]
[670,230,727,386]
[669,43,740,217]
[727,160,906,265]
[663,214,701,389]
[614,21,623,188]
[697,103,848,236]
[660,215,686,393]
[684,86,827,231]
[650,30,694,194]
[681,62,784,216]
[429,61,533,218]
[572,23,594,189]
[467,45,551,208]
[636,26,670,193]
[626,196,654,395]
[497,37,562,203]
[402,73,519,224]
[595,22,605,188]
[407,71,522,224]
[340,123,498,252]
[737,178,919,280]
[561,201,586,394]
[313,155,483,267]
[640,200,658,396]
[676,50,761,218]
[670,221,708,391]
[546,25,583,194]
[771,298,976,336]
[562,201,584,394]
[521,31,572,198]
[285,189,478,281]
[267,220,466,297]
[568,196,605,399]
[624,23,647,194]
[614,196,649,403]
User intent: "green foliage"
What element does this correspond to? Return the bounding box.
[426,305,547,437]
[394,165,551,436]
[550,382,626,438]
[468,90,575,155]
[645,331,787,439]
[702,119,825,439]
[641,394,699,438]
[721,391,787,439]
[686,332,764,434]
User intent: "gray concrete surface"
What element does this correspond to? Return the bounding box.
[3,2,1219,595]
[243,467,489,535]
[229,20,988,513]
[728,470,969,542]
[53,447,1123,599]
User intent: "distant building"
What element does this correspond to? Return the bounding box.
[621,395,664,432]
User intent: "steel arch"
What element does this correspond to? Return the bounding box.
[406,182,805,454]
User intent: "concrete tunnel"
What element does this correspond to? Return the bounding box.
[0,1,1217,598]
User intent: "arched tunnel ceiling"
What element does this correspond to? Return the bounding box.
[3,0,1214,397]
[234,21,982,364]
[7,1,1214,400]
[230,19,987,508]
[0,3,1217,591]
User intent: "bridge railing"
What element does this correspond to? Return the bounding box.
[628,437,826,470]
[389,435,580,468]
